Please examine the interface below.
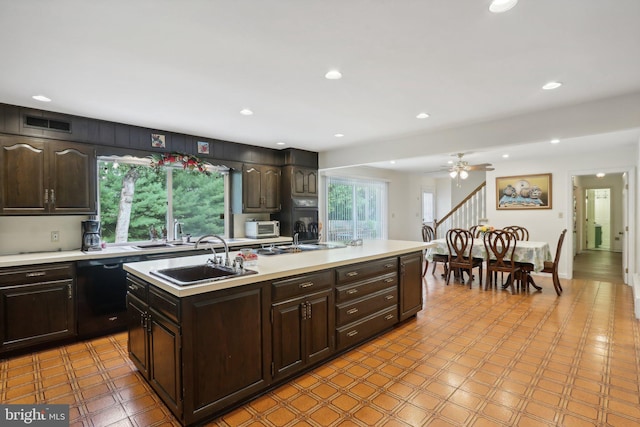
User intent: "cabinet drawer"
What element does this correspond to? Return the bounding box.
[336,306,397,351]
[272,270,333,301]
[336,257,397,285]
[335,273,397,303]
[126,275,148,301]
[0,263,74,286]
[336,286,397,327]
[149,286,180,323]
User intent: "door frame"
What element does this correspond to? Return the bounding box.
[567,166,635,284]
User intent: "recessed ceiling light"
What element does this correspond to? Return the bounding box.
[416,113,430,119]
[596,173,606,178]
[550,139,560,144]
[502,154,509,158]
[239,108,253,115]
[542,81,562,90]
[334,133,344,138]
[32,95,51,102]
[325,70,342,80]
[390,160,396,164]
[489,0,518,13]
[447,160,453,164]
[276,141,286,146]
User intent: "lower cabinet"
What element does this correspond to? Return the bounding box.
[271,271,334,381]
[126,276,182,418]
[399,252,424,321]
[125,250,423,426]
[0,263,76,355]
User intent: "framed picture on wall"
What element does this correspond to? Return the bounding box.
[151,133,165,148]
[197,141,210,154]
[496,173,552,210]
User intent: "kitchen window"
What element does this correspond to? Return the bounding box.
[98,156,228,243]
[325,175,388,241]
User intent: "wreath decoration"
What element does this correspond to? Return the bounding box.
[150,152,211,176]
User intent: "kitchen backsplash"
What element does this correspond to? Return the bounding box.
[0,216,89,255]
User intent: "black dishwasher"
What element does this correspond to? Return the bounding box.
[76,256,144,337]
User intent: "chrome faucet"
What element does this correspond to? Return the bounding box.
[293,232,299,248]
[195,234,230,267]
[173,219,183,240]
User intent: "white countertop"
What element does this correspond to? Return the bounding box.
[123,239,428,297]
[0,237,293,268]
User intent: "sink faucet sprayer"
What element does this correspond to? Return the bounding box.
[293,233,299,248]
[195,235,230,267]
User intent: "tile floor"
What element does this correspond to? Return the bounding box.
[2,259,639,427]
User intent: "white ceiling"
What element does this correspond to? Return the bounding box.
[1,0,639,173]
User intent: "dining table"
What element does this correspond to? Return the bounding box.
[427,238,553,290]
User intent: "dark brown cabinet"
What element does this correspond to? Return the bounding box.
[126,276,182,417]
[181,283,270,425]
[287,166,317,197]
[241,164,281,212]
[271,271,334,380]
[335,258,398,350]
[0,263,76,354]
[399,252,423,321]
[0,135,96,214]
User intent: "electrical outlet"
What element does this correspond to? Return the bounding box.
[51,231,59,242]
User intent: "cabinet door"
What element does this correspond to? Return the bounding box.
[262,166,281,212]
[149,309,182,416]
[181,285,269,425]
[242,166,263,211]
[399,253,423,321]
[291,167,317,197]
[49,141,96,214]
[127,294,149,377]
[0,138,47,214]
[304,289,334,365]
[0,280,75,352]
[272,296,305,380]
[305,169,317,196]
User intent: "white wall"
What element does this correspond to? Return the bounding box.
[319,166,436,242]
[0,216,89,255]
[485,145,636,281]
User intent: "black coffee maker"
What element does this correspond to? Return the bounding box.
[81,220,102,251]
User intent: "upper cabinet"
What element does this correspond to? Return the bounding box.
[287,166,317,198]
[241,164,281,213]
[0,135,96,215]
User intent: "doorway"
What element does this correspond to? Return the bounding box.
[572,173,625,281]
[585,188,610,250]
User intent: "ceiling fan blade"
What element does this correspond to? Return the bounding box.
[466,164,494,171]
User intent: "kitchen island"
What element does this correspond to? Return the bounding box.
[123,239,426,426]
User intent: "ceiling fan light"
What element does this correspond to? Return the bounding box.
[460,170,469,179]
[449,170,458,178]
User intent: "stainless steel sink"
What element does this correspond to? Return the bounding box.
[133,241,194,250]
[150,264,257,286]
[256,242,346,255]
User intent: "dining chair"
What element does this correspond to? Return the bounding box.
[469,225,481,238]
[445,228,483,288]
[540,229,567,296]
[483,230,520,294]
[422,225,448,277]
[503,225,529,241]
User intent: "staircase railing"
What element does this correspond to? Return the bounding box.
[434,182,487,238]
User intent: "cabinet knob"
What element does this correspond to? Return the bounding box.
[346,289,358,295]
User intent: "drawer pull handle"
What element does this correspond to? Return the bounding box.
[346,289,359,295]
[26,271,46,277]
[347,330,358,337]
[384,278,394,283]
[347,308,359,315]
[346,272,359,277]
[384,314,394,321]
[384,263,395,268]
[108,316,118,321]
[129,284,139,291]
[298,282,314,288]
[385,295,394,300]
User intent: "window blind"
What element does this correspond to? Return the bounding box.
[325,175,388,241]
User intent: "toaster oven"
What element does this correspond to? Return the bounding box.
[245,220,280,239]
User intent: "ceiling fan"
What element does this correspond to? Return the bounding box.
[446,153,494,185]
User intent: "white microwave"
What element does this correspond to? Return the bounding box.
[245,221,280,239]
